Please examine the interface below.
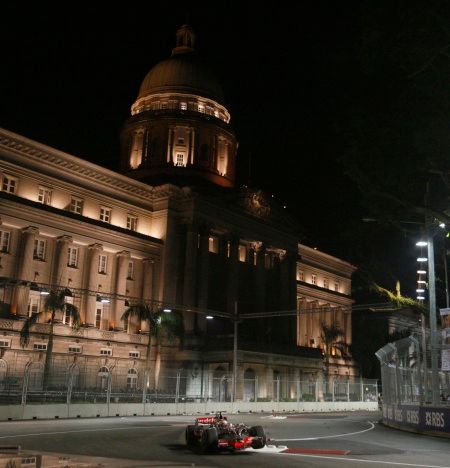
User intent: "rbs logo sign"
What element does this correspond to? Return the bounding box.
[425,411,445,428]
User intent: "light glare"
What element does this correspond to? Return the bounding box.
[415,241,427,246]
[417,257,428,262]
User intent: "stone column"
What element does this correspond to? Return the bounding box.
[113,250,130,330]
[226,236,239,315]
[182,225,198,332]
[344,309,352,345]
[265,367,274,400]
[297,298,307,346]
[279,250,289,309]
[13,226,39,316]
[140,258,154,333]
[53,235,72,286]
[196,227,210,331]
[84,243,103,326]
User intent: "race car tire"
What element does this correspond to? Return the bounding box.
[198,427,218,454]
[249,425,266,449]
[185,425,196,447]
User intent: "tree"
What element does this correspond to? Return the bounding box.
[121,304,184,388]
[20,288,80,386]
[320,322,350,374]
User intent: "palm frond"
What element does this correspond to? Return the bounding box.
[20,313,39,347]
[373,283,427,314]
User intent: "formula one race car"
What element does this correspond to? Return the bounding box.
[185,413,266,453]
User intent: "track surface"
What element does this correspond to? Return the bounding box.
[0,411,449,467]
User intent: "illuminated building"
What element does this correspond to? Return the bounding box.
[0,25,357,399]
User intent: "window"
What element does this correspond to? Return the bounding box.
[238,245,247,262]
[63,295,74,325]
[323,278,329,289]
[28,295,40,316]
[67,247,78,268]
[129,351,140,359]
[198,104,205,113]
[208,236,219,253]
[180,102,187,111]
[95,308,102,328]
[177,137,185,145]
[38,186,52,205]
[311,274,317,285]
[33,343,47,351]
[127,368,138,389]
[2,175,17,194]
[0,230,10,253]
[334,281,340,292]
[127,261,134,280]
[297,269,304,281]
[265,253,274,269]
[100,348,112,356]
[98,254,107,274]
[68,345,81,354]
[33,239,46,260]
[214,110,219,118]
[127,215,138,231]
[69,197,83,214]
[176,153,185,166]
[161,102,168,109]
[0,339,11,348]
[99,207,111,223]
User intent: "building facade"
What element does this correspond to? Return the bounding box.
[0,25,357,400]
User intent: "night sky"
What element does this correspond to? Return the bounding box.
[2,2,447,303]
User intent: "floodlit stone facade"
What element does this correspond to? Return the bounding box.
[0,25,357,400]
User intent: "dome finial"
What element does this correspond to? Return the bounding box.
[172,25,196,55]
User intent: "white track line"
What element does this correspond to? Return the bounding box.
[281,452,450,468]
[273,421,375,441]
[0,425,165,439]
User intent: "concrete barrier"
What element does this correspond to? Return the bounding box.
[0,401,378,421]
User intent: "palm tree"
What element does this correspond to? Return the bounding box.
[121,304,184,388]
[320,322,350,373]
[20,288,80,386]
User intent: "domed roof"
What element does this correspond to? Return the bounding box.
[137,25,225,105]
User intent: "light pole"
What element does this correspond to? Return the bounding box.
[232,301,238,403]
[425,229,440,406]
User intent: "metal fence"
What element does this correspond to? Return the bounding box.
[376,334,450,407]
[0,363,378,406]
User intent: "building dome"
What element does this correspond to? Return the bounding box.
[137,25,225,105]
[138,52,225,105]
[121,25,238,189]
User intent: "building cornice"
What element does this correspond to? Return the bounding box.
[298,243,357,278]
[0,128,156,199]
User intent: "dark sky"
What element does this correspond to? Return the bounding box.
[2,2,437,301]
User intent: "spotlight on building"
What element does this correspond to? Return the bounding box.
[40,289,50,296]
[163,308,172,313]
[416,241,428,246]
[417,257,428,262]
[206,315,213,319]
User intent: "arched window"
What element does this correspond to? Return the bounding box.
[28,362,44,391]
[98,366,109,390]
[67,364,80,389]
[130,130,144,169]
[212,366,228,402]
[244,368,256,402]
[127,368,138,389]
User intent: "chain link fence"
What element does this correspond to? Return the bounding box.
[376,334,450,406]
[0,362,378,406]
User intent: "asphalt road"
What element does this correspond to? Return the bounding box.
[0,411,449,467]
